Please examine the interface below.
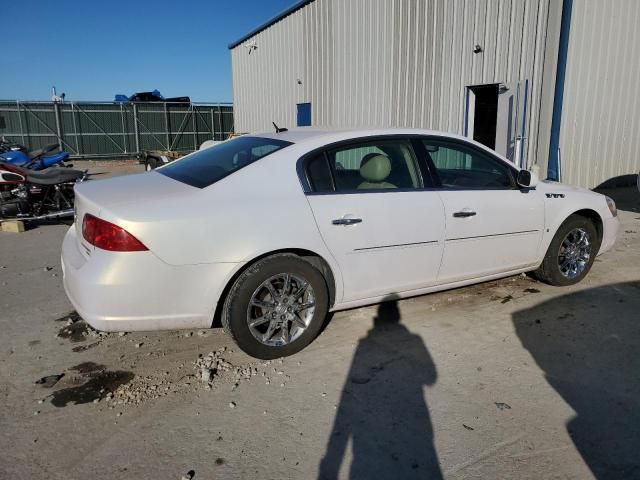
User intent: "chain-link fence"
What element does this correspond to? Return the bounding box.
[0,100,234,158]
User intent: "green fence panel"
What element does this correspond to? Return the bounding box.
[0,100,233,158]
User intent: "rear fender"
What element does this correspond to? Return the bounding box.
[209,247,344,327]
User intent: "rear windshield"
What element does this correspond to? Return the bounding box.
[158,136,292,188]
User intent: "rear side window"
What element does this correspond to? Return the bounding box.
[306,154,334,192]
[305,139,422,193]
[158,136,292,188]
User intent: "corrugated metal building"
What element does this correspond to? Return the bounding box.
[229,0,640,188]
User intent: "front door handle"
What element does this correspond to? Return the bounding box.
[332,217,362,225]
[453,210,477,218]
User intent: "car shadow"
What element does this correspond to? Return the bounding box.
[594,185,639,213]
[318,296,442,479]
[513,281,640,479]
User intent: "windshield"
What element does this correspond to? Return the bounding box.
[158,136,292,188]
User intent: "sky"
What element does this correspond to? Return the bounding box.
[1,0,297,102]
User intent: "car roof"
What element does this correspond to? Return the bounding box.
[253,127,467,145]
[250,127,519,170]
[253,128,334,143]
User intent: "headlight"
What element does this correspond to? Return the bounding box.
[605,196,617,217]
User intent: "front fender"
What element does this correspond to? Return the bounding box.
[536,183,613,261]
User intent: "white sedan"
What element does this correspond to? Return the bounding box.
[62,129,619,358]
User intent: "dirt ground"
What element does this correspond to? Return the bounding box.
[1,162,639,480]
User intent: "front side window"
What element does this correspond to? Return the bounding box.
[422,139,515,189]
[159,136,291,188]
[305,140,422,193]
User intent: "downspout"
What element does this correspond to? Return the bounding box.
[547,0,573,181]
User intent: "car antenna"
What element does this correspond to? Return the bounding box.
[272,122,288,133]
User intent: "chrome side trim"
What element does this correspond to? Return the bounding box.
[446,230,539,242]
[354,240,439,251]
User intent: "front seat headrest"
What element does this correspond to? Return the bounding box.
[360,153,392,182]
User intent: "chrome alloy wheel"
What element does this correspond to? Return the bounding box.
[558,227,592,279]
[246,273,316,346]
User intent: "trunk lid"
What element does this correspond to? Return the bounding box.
[73,172,200,263]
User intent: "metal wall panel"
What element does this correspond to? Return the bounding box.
[558,0,640,187]
[231,7,305,133]
[231,0,557,174]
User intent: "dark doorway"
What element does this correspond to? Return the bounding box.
[469,84,499,149]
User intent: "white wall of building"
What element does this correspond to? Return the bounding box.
[231,0,561,174]
[558,0,640,188]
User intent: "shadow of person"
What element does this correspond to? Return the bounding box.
[513,281,640,479]
[319,297,442,479]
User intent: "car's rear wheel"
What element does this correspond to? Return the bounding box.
[533,214,600,286]
[221,254,329,359]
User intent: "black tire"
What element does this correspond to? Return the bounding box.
[221,254,329,359]
[533,214,600,286]
[145,157,157,171]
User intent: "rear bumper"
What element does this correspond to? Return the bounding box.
[599,216,620,255]
[61,224,240,332]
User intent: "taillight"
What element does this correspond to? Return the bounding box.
[82,214,148,252]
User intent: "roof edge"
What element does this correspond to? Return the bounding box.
[228,0,316,49]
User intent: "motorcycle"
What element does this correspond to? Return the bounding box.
[0,139,26,154]
[0,161,87,222]
[0,139,71,170]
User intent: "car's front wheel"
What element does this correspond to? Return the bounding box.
[534,214,600,286]
[221,254,329,359]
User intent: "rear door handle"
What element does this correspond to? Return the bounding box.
[332,217,362,225]
[453,210,477,218]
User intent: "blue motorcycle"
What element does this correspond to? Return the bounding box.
[0,142,70,170]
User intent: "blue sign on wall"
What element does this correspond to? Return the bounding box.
[297,103,311,127]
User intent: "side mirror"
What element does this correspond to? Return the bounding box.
[517,169,538,188]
